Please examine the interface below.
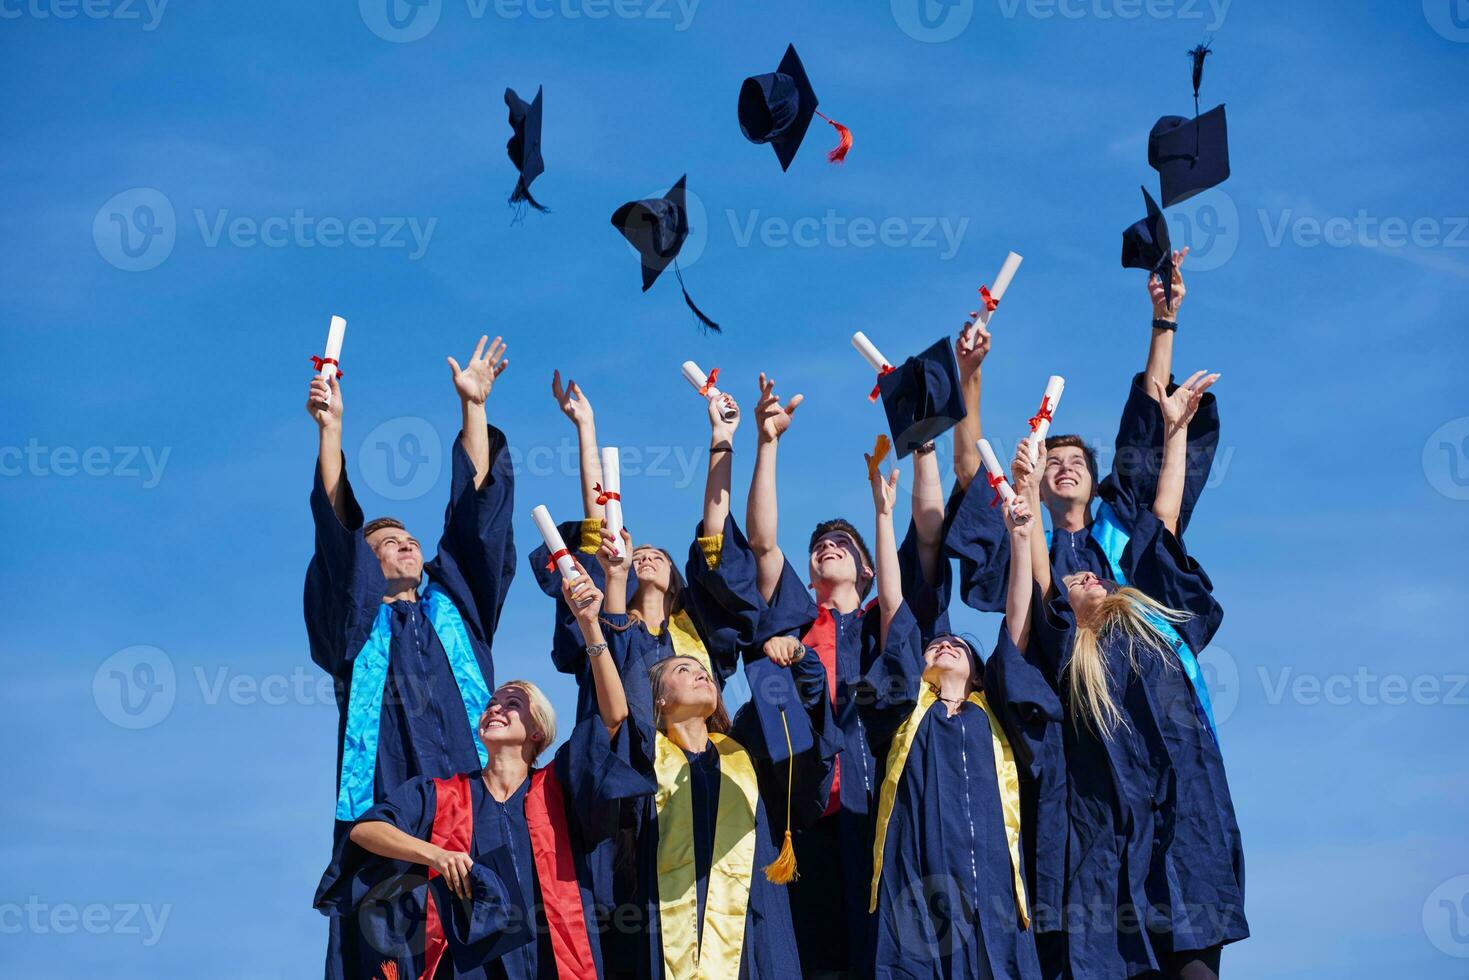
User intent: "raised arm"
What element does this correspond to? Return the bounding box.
[306,373,349,524]
[551,370,604,518]
[448,335,509,489]
[1003,495,1035,650]
[1152,370,1220,536]
[910,443,946,585]
[1010,439,1051,598]
[747,372,803,602]
[868,453,903,648]
[952,324,991,490]
[1143,248,1188,402]
[564,559,627,737]
[702,391,741,534]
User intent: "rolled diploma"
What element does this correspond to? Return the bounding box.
[599,447,625,560]
[681,360,737,422]
[963,252,1023,351]
[532,504,591,605]
[976,438,1017,506]
[851,331,890,372]
[319,315,346,407]
[1026,375,1066,465]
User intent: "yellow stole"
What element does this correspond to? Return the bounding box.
[649,609,714,678]
[868,686,1030,928]
[653,730,759,979]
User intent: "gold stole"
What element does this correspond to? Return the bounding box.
[868,686,1030,928]
[653,730,759,979]
[652,609,713,678]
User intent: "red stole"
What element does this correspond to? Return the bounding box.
[801,608,841,816]
[423,774,474,980]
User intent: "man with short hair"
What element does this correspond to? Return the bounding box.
[304,335,515,980]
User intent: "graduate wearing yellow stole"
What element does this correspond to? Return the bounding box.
[855,460,1061,979]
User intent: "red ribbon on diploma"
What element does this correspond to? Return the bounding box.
[1028,396,1053,433]
[979,285,999,313]
[594,483,620,505]
[310,355,343,378]
[699,367,720,396]
[987,471,1007,508]
[868,364,896,403]
[545,548,570,573]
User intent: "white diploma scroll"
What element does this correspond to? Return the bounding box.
[977,438,1017,507]
[681,360,738,422]
[962,251,1023,352]
[1026,375,1066,465]
[598,447,626,561]
[532,504,592,605]
[851,331,891,373]
[316,315,346,407]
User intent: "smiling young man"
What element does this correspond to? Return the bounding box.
[303,335,516,980]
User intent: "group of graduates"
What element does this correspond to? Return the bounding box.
[302,251,1245,980]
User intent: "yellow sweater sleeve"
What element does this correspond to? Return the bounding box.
[577,519,604,553]
[696,533,724,570]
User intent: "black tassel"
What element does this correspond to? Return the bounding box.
[674,261,720,334]
[508,177,550,214]
[1187,43,1212,110]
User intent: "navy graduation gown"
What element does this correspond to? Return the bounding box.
[586,651,838,979]
[528,517,744,723]
[305,427,516,978]
[1031,510,1246,978]
[855,603,1060,980]
[947,373,1218,613]
[316,720,654,979]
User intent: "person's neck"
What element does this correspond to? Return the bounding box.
[381,577,420,604]
[480,745,532,802]
[814,580,862,614]
[925,671,976,716]
[1049,498,1091,534]
[631,584,671,629]
[662,715,711,754]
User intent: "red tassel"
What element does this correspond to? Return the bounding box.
[814,110,852,165]
[377,962,399,980]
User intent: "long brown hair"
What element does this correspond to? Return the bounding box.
[647,656,730,735]
[1067,587,1191,736]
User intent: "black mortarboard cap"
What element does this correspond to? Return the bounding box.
[426,847,535,972]
[1148,104,1230,208]
[611,175,720,332]
[876,336,968,459]
[738,44,852,170]
[505,86,548,213]
[1121,185,1175,308]
[744,655,816,763]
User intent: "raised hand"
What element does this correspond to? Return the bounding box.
[1149,247,1190,319]
[562,559,605,623]
[754,372,803,443]
[956,319,991,377]
[551,369,594,428]
[1154,369,1219,435]
[447,335,509,406]
[868,458,900,517]
[1003,492,1033,537]
[709,391,740,444]
[1010,439,1040,496]
[762,635,806,667]
[595,527,633,579]
[306,375,343,429]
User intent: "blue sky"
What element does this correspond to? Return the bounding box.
[2,0,1468,976]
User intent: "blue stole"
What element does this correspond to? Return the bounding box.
[1050,502,1219,742]
[335,583,493,820]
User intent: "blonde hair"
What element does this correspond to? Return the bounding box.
[1066,587,1191,736]
[495,680,557,760]
[647,657,730,735]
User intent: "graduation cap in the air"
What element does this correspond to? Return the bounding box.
[874,336,968,459]
[505,86,548,214]
[426,847,534,972]
[1148,45,1230,208]
[1121,185,1176,309]
[738,44,852,171]
[611,175,720,332]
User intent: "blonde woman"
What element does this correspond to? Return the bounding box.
[1020,374,1245,980]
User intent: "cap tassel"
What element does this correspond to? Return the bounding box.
[1187,42,1212,158]
[762,706,799,885]
[674,261,721,334]
[377,961,399,980]
[508,177,550,215]
[814,110,852,165]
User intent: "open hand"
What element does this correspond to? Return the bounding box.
[868,460,899,517]
[448,335,508,406]
[1154,369,1219,435]
[755,373,803,443]
[551,370,593,427]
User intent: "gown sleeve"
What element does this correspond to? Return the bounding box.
[1118,508,1224,654]
[313,776,438,915]
[1099,372,1220,536]
[1027,584,1079,685]
[897,517,953,638]
[851,601,927,753]
[681,515,767,664]
[942,464,1012,614]
[555,716,657,841]
[731,651,839,834]
[424,425,517,647]
[303,457,384,677]
[982,623,1063,777]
